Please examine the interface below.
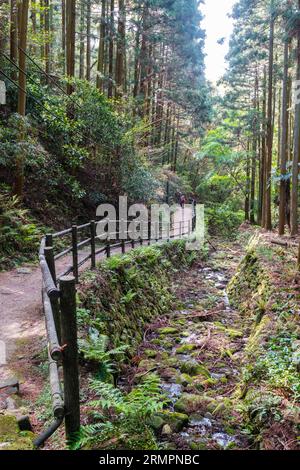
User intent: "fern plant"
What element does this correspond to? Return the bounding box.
[89,375,165,418]
[73,376,165,450]
[120,289,137,305]
[79,337,128,381]
[0,188,42,269]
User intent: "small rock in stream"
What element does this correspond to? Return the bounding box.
[161,424,172,436]
[212,432,235,449]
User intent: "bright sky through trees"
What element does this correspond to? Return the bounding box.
[201,0,236,84]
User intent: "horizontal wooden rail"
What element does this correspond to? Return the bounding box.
[38,213,196,446]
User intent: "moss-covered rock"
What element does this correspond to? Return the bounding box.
[0,415,34,450]
[158,367,179,382]
[179,360,210,378]
[176,344,197,354]
[157,327,179,335]
[174,393,215,414]
[144,349,158,359]
[177,373,193,387]
[138,359,157,370]
[150,411,189,433]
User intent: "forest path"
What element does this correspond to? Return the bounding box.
[0,207,193,412]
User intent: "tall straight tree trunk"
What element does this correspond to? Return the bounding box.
[96,0,106,91]
[0,1,8,53]
[133,22,140,98]
[10,0,18,79]
[279,39,290,235]
[66,0,76,95]
[14,0,29,198]
[139,4,148,116]
[115,0,126,97]
[264,3,275,230]
[30,0,38,55]
[79,0,85,79]
[61,0,66,74]
[172,113,179,171]
[250,72,259,224]
[291,0,300,236]
[40,0,45,61]
[277,87,281,168]
[86,0,91,81]
[17,0,29,116]
[107,0,114,98]
[44,0,50,77]
[261,66,267,227]
[245,141,250,221]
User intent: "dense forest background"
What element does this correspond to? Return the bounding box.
[1,0,300,267]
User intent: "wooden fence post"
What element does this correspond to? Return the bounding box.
[131,222,135,248]
[44,246,61,342]
[44,246,56,285]
[138,222,143,246]
[148,220,151,246]
[60,276,80,445]
[45,233,53,247]
[72,225,79,283]
[106,239,111,258]
[90,220,96,269]
[120,219,125,254]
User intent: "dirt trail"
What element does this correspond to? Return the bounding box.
[0,208,193,396]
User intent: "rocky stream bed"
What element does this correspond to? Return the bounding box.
[118,242,251,450]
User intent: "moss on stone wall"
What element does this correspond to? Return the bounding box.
[227,237,270,319]
[0,415,34,450]
[226,236,300,449]
[79,240,197,358]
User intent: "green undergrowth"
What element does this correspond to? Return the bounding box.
[227,235,300,449]
[227,235,271,322]
[78,240,199,365]
[0,415,34,450]
[0,187,45,270]
[73,376,164,450]
[76,240,202,450]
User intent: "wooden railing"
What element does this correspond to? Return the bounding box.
[35,216,195,447]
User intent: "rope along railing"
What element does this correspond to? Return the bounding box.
[34,216,196,447]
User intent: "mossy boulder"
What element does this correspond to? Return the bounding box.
[159,367,179,383]
[158,327,179,335]
[0,415,34,450]
[144,349,158,359]
[149,411,189,433]
[164,357,180,368]
[180,360,210,378]
[177,373,193,387]
[174,393,215,414]
[176,344,197,354]
[138,359,157,370]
